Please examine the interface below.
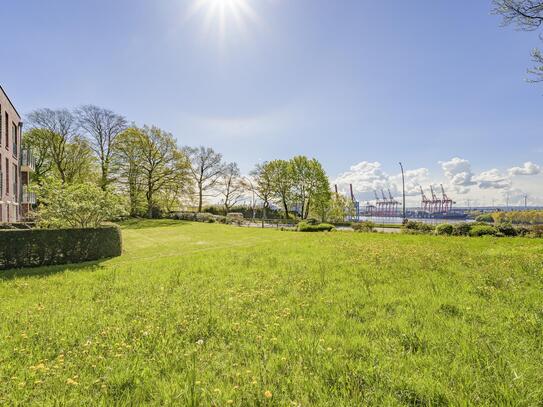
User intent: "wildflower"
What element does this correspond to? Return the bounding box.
[66,378,79,386]
[196,339,204,346]
[264,390,272,398]
[227,400,234,404]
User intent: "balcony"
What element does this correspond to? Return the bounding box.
[21,149,36,172]
[22,187,36,205]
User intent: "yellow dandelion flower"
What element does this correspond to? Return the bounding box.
[264,390,272,398]
[227,400,234,405]
[66,378,79,386]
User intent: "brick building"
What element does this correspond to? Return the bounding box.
[0,85,35,223]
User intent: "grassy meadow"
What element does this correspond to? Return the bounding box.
[1,220,542,406]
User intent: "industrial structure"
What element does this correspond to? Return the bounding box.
[335,182,465,222]
[418,184,456,216]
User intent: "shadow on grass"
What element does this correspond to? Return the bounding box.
[0,259,108,281]
[118,218,189,230]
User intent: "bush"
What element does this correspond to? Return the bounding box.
[475,214,494,223]
[452,222,473,236]
[402,221,434,234]
[0,225,122,270]
[469,225,498,237]
[196,213,215,223]
[352,221,375,232]
[172,212,227,224]
[298,221,335,232]
[435,223,454,236]
[530,225,543,238]
[36,180,126,228]
[496,222,517,237]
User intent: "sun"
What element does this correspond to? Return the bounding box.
[187,0,258,44]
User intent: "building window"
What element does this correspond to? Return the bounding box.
[4,112,8,149]
[13,164,17,202]
[12,123,17,158]
[5,158,8,195]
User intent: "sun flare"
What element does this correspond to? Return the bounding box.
[187,0,258,43]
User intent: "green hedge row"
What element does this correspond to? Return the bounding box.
[0,225,122,270]
[298,221,335,232]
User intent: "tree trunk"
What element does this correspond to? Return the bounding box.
[262,203,267,229]
[198,183,203,212]
[282,197,289,220]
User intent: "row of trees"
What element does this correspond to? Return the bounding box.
[250,156,353,222]
[24,105,346,223]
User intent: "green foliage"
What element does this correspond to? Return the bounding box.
[203,205,282,219]
[1,220,542,405]
[496,222,517,237]
[469,225,498,237]
[452,222,473,236]
[0,225,121,269]
[352,221,375,232]
[475,213,494,223]
[530,225,543,238]
[172,212,228,224]
[435,223,454,236]
[297,221,335,232]
[36,180,126,228]
[114,126,192,218]
[492,210,543,225]
[401,221,435,234]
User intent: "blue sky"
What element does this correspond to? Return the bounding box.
[2,0,542,205]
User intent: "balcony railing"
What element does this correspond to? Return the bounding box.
[21,149,36,172]
[22,187,36,205]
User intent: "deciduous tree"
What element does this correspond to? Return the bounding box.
[184,146,225,212]
[75,105,127,189]
[218,162,246,213]
[250,162,274,226]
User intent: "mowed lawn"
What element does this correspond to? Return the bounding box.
[1,221,542,406]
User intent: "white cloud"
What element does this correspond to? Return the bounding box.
[335,158,543,208]
[508,161,541,176]
[439,157,476,193]
[334,161,430,202]
[474,169,512,190]
[334,161,389,198]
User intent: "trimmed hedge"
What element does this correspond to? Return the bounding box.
[401,221,435,234]
[0,225,122,270]
[298,221,335,232]
[352,221,376,232]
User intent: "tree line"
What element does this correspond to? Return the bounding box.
[23,105,350,225]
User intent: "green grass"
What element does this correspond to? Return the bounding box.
[1,220,542,406]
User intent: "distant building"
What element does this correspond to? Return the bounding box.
[0,85,35,223]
